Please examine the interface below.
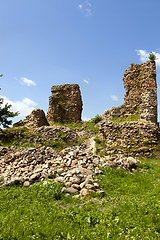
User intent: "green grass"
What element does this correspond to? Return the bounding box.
[0,139,41,148]
[0,158,160,239]
[0,131,86,151]
[109,115,140,123]
[51,121,83,129]
[94,135,107,156]
[51,114,102,134]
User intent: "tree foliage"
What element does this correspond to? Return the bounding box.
[0,74,19,128]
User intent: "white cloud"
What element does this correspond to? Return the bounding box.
[136,50,148,62]
[2,96,37,117]
[136,49,160,68]
[78,1,95,16]
[82,116,90,121]
[84,79,89,84]
[21,77,36,86]
[79,4,83,9]
[86,8,92,16]
[111,95,118,101]
[86,1,91,7]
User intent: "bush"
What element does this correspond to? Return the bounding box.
[148,51,157,62]
[91,114,102,124]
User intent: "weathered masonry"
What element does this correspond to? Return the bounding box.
[47,84,83,123]
[103,61,157,124]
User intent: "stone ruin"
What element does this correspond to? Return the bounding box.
[13,84,83,128]
[13,109,49,128]
[0,61,159,190]
[103,61,157,124]
[46,84,83,123]
[100,61,159,157]
[11,61,158,158]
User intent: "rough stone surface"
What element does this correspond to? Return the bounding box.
[103,61,157,124]
[47,84,83,123]
[80,188,89,196]
[13,109,49,128]
[100,120,158,157]
[0,124,93,149]
[33,125,79,145]
[0,145,141,194]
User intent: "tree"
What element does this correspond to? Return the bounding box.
[148,51,157,62]
[0,75,19,128]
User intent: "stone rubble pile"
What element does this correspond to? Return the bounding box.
[33,125,94,143]
[0,145,141,196]
[33,126,79,143]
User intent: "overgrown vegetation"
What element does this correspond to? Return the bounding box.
[94,135,107,156]
[82,114,102,133]
[0,126,39,148]
[0,159,160,239]
[51,114,102,134]
[51,121,81,129]
[0,125,89,151]
[109,114,139,123]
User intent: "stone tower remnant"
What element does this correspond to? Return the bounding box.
[47,84,83,123]
[123,61,157,124]
[100,61,158,158]
[103,61,157,124]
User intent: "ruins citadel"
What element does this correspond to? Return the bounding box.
[0,60,159,189]
[13,60,159,158]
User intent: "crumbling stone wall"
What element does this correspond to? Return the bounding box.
[103,61,157,124]
[100,120,158,157]
[47,84,83,123]
[124,61,157,123]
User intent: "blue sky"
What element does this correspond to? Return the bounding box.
[1,0,160,124]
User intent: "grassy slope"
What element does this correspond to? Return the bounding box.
[0,158,160,239]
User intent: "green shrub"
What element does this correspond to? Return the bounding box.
[82,122,99,133]
[91,114,102,124]
[12,140,19,146]
[43,140,66,151]
[148,51,157,62]
[58,131,67,139]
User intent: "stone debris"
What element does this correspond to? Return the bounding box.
[33,125,79,144]
[0,145,141,195]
